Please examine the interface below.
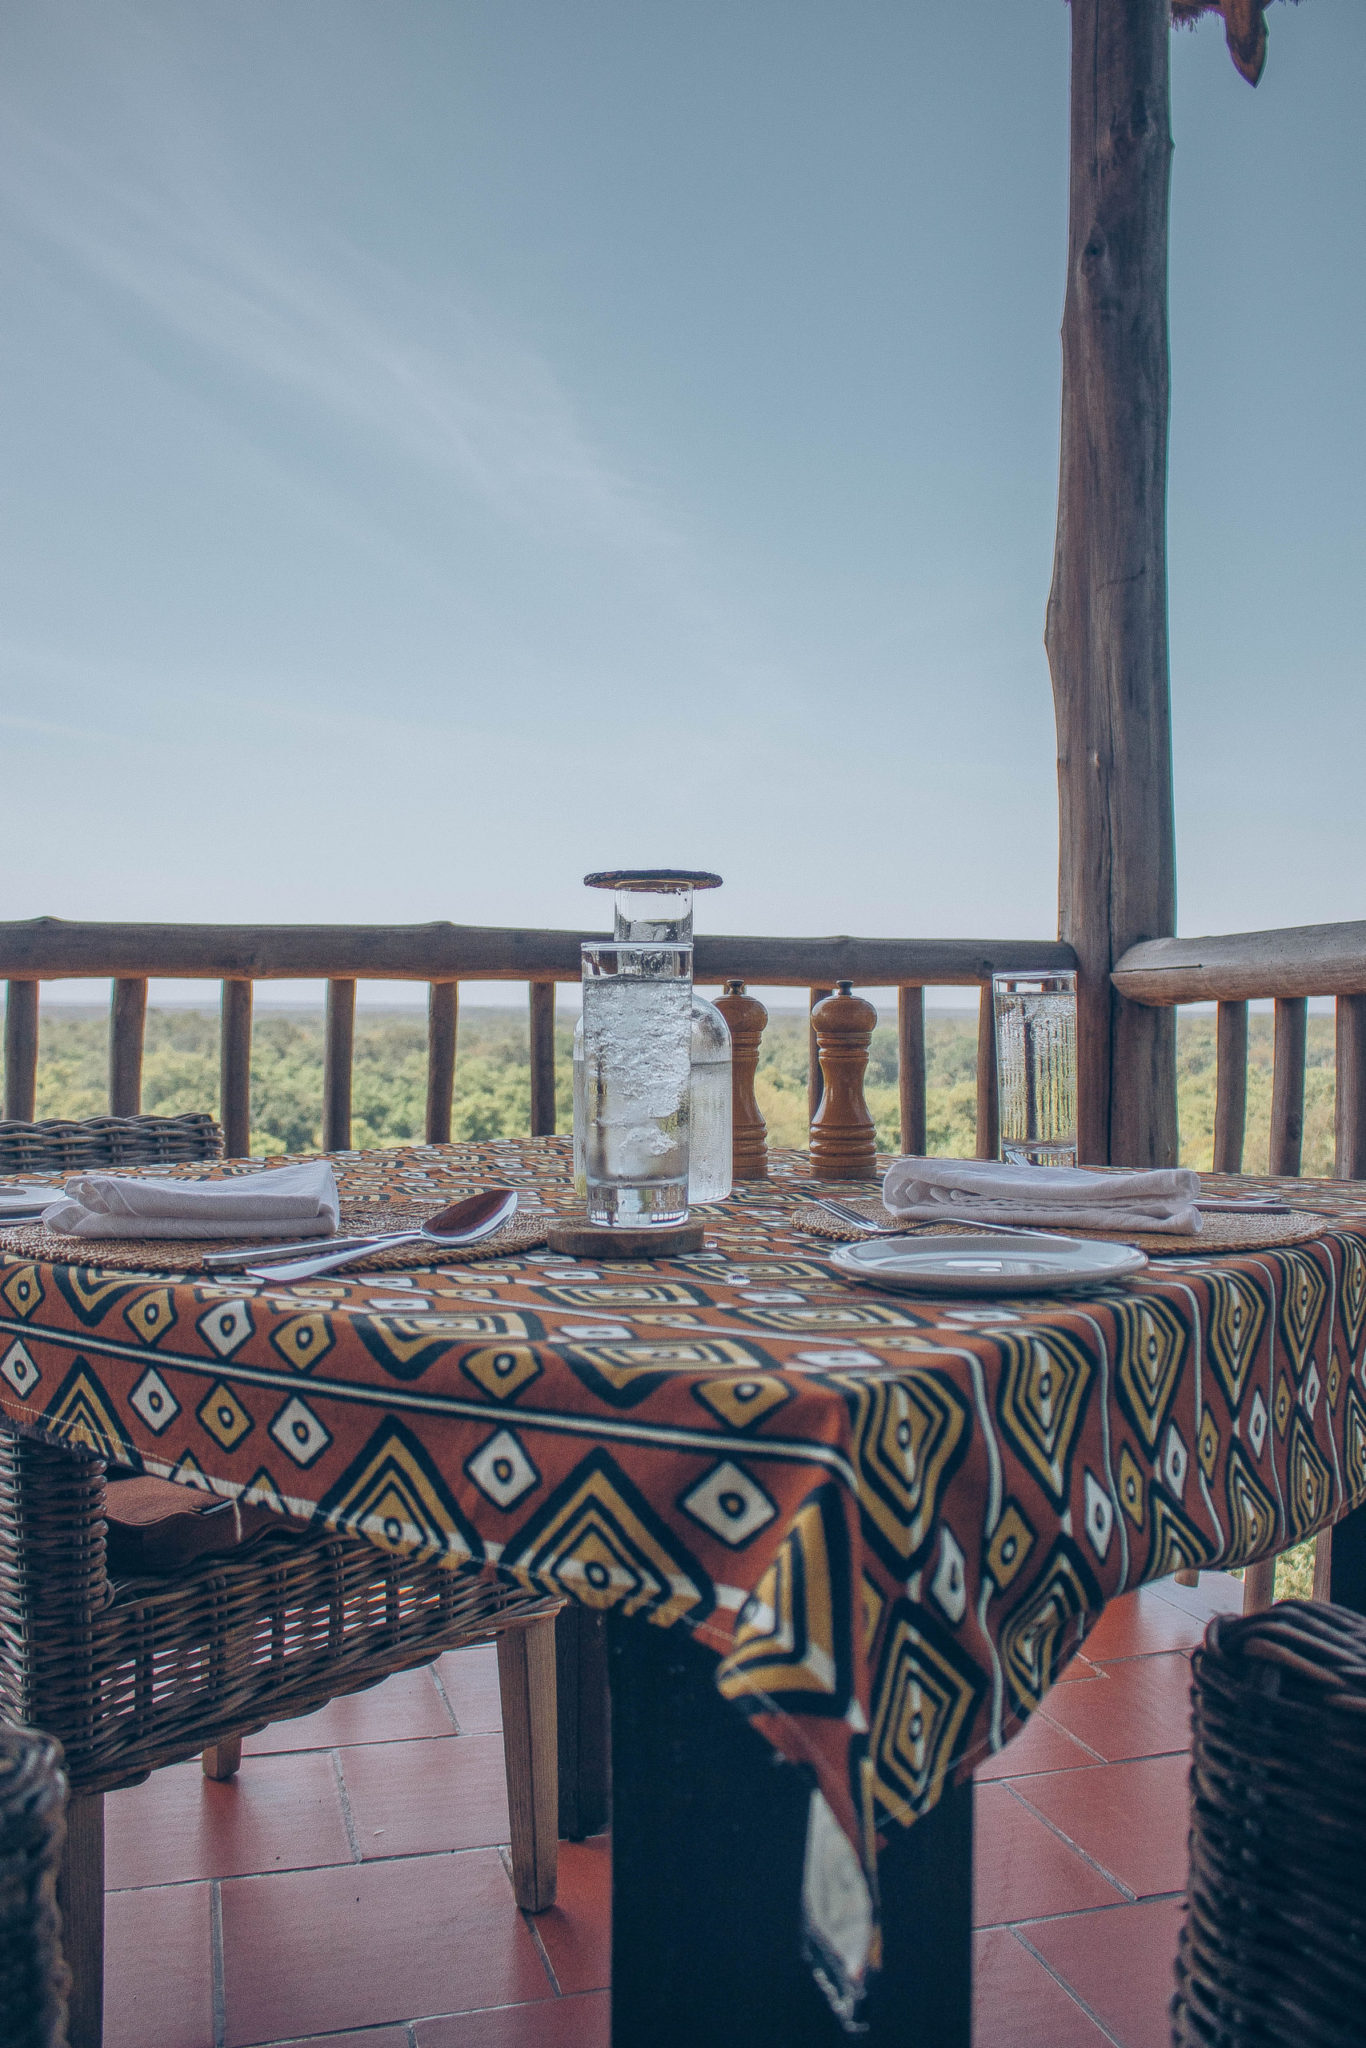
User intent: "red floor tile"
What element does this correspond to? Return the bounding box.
[1056,1654,1103,1682]
[528,1837,612,1996]
[973,1782,1124,1928]
[973,1927,1112,2048]
[438,1645,503,1734]
[106,1750,352,1888]
[1024,1896,1184,2048]
[1079,1585,1209,1662]
[1038,1650,1192,1762]
[243,1664,457,1754]
[219,1848,551,2045]
[1012,1751,1191,1899]
[416,1992,610,2047]
[973,1710,1102,1781]
[104,1880,214,2048]
[341,1732,510,1857]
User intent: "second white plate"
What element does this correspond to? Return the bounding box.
[828,1231,1148,1296]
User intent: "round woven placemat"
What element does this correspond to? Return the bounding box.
[792,1197,1328,1258]
[0,1201,549,1276]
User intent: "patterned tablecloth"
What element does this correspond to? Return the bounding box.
[4,1137,1366,2014]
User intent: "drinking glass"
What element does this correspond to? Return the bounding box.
[581,941,693,1226]
[992,971,1078,1168]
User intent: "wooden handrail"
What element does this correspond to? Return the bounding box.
[1113,922,1366,1004]
[0,918,1075,987]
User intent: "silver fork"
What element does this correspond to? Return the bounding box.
[805,1195,1086,1248]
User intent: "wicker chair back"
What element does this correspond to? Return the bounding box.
[0,1114,224,1175]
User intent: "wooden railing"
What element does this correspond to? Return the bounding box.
[0,918,1076,1158]
[1112,920,1366,1180]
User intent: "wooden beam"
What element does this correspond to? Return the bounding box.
[1047,0,1177,1167]
[323,979,356,1151]
[3,981,38,1121]
[108,978,148,1117]
[1115,921,1366,1005]
[897,986,927,1155]
[0,916,1073,988]
[1212,1000,1248,1174]
[426,982,458,1145]
[529,983,557,1137]
[220,981,253,1160]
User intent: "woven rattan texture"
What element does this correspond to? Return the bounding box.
[0,1432,557,1796]
[0,1726,70,2048]
[0,1204,549,1275]
[0,1114,223,1175]
[792,1196,1328,1258]
[1173,1601,1366,2047]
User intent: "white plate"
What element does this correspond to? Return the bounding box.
[828,1232,1147,1296]
[0,1186,57,1220]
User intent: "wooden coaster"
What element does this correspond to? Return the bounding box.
[546,1216,705,1260]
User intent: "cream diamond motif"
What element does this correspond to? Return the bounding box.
[1,1341,40,1399]
[269,1396,332,1468]
[198,1300,254,1358]
[1248,1389,1269,1459]
[464,1428,540,1511]
[130,1367,180,1435]
[931,1527,968,1624]
[1083,1470,1115,1562]
[680,1460,777,1548]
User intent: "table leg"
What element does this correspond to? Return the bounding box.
[1327,1497,1366,1614]
[607,1613,972,2048]
[555,1604,611,1839]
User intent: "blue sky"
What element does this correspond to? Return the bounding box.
[1,0,1362,971]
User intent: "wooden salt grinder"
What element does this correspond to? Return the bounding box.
[715,980,769,1179]
[809,981,879,1180]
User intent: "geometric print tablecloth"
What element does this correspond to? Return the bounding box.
[4,1137,1366,2019]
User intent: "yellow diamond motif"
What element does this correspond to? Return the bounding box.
[196,1381,253,1452]
[1,1265,44,1319]
[1117,1444,1146,1528]
[124,1288,176,1345]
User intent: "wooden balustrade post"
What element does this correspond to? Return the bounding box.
[108,977,148,1117]
[529,983,556,1137]
[715,981,768,1180]
[976,985,999,1162]
[809,983,878,1180]
[3,980,39,1121]
[808,987,832,1126]
[219,980,253,1160]
[1334,992,1366,1180]
[426,982,458,1144]
[1269,995,1308,1178]
[323,979,356,1151]
[1212,999,1248,1174]
[897,986,927,1156]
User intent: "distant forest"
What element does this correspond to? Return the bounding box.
[0,1002,1338,1174]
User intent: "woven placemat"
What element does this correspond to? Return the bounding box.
[792,1197,1328,1258]
[0,1201,549,1276]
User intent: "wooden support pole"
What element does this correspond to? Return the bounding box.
[108,977,148,1117]
[1269,995,1307,1178]
[529,982,556,1137]
[3,980,39,1121]
[1334,992,1366,1180]
[219,980,253,1159]
[976,985,999,1162]
[323,978,356,1151]
[426,981,458,1144]
[1047,0,1177,1168]
[495,1615,559,1913]
[897,986,927,1156]
[1212,999,1248,1174]
[808,987,833,1129]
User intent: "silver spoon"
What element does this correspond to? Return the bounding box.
[244,1188,517,1280]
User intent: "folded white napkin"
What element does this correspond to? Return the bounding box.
[41,1160,341,1241]
[881,1156,1203,1234]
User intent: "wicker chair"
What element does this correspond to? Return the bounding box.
[0,1117,561,2048]
[0,1113,226,1174]
[0,1725,70,2048]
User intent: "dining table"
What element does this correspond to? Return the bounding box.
[4,1135,1366,2047]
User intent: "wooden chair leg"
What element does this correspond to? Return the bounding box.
[56,1790,104,2048]
[496,1614,559,1913]
[1243,1555,1278,1614]
[202,1733,243,1781]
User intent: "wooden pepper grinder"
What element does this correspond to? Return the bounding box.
[809,980,879,1179]
[715,979,769,1179]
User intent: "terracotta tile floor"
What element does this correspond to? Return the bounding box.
[103,1573,1243,2047]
